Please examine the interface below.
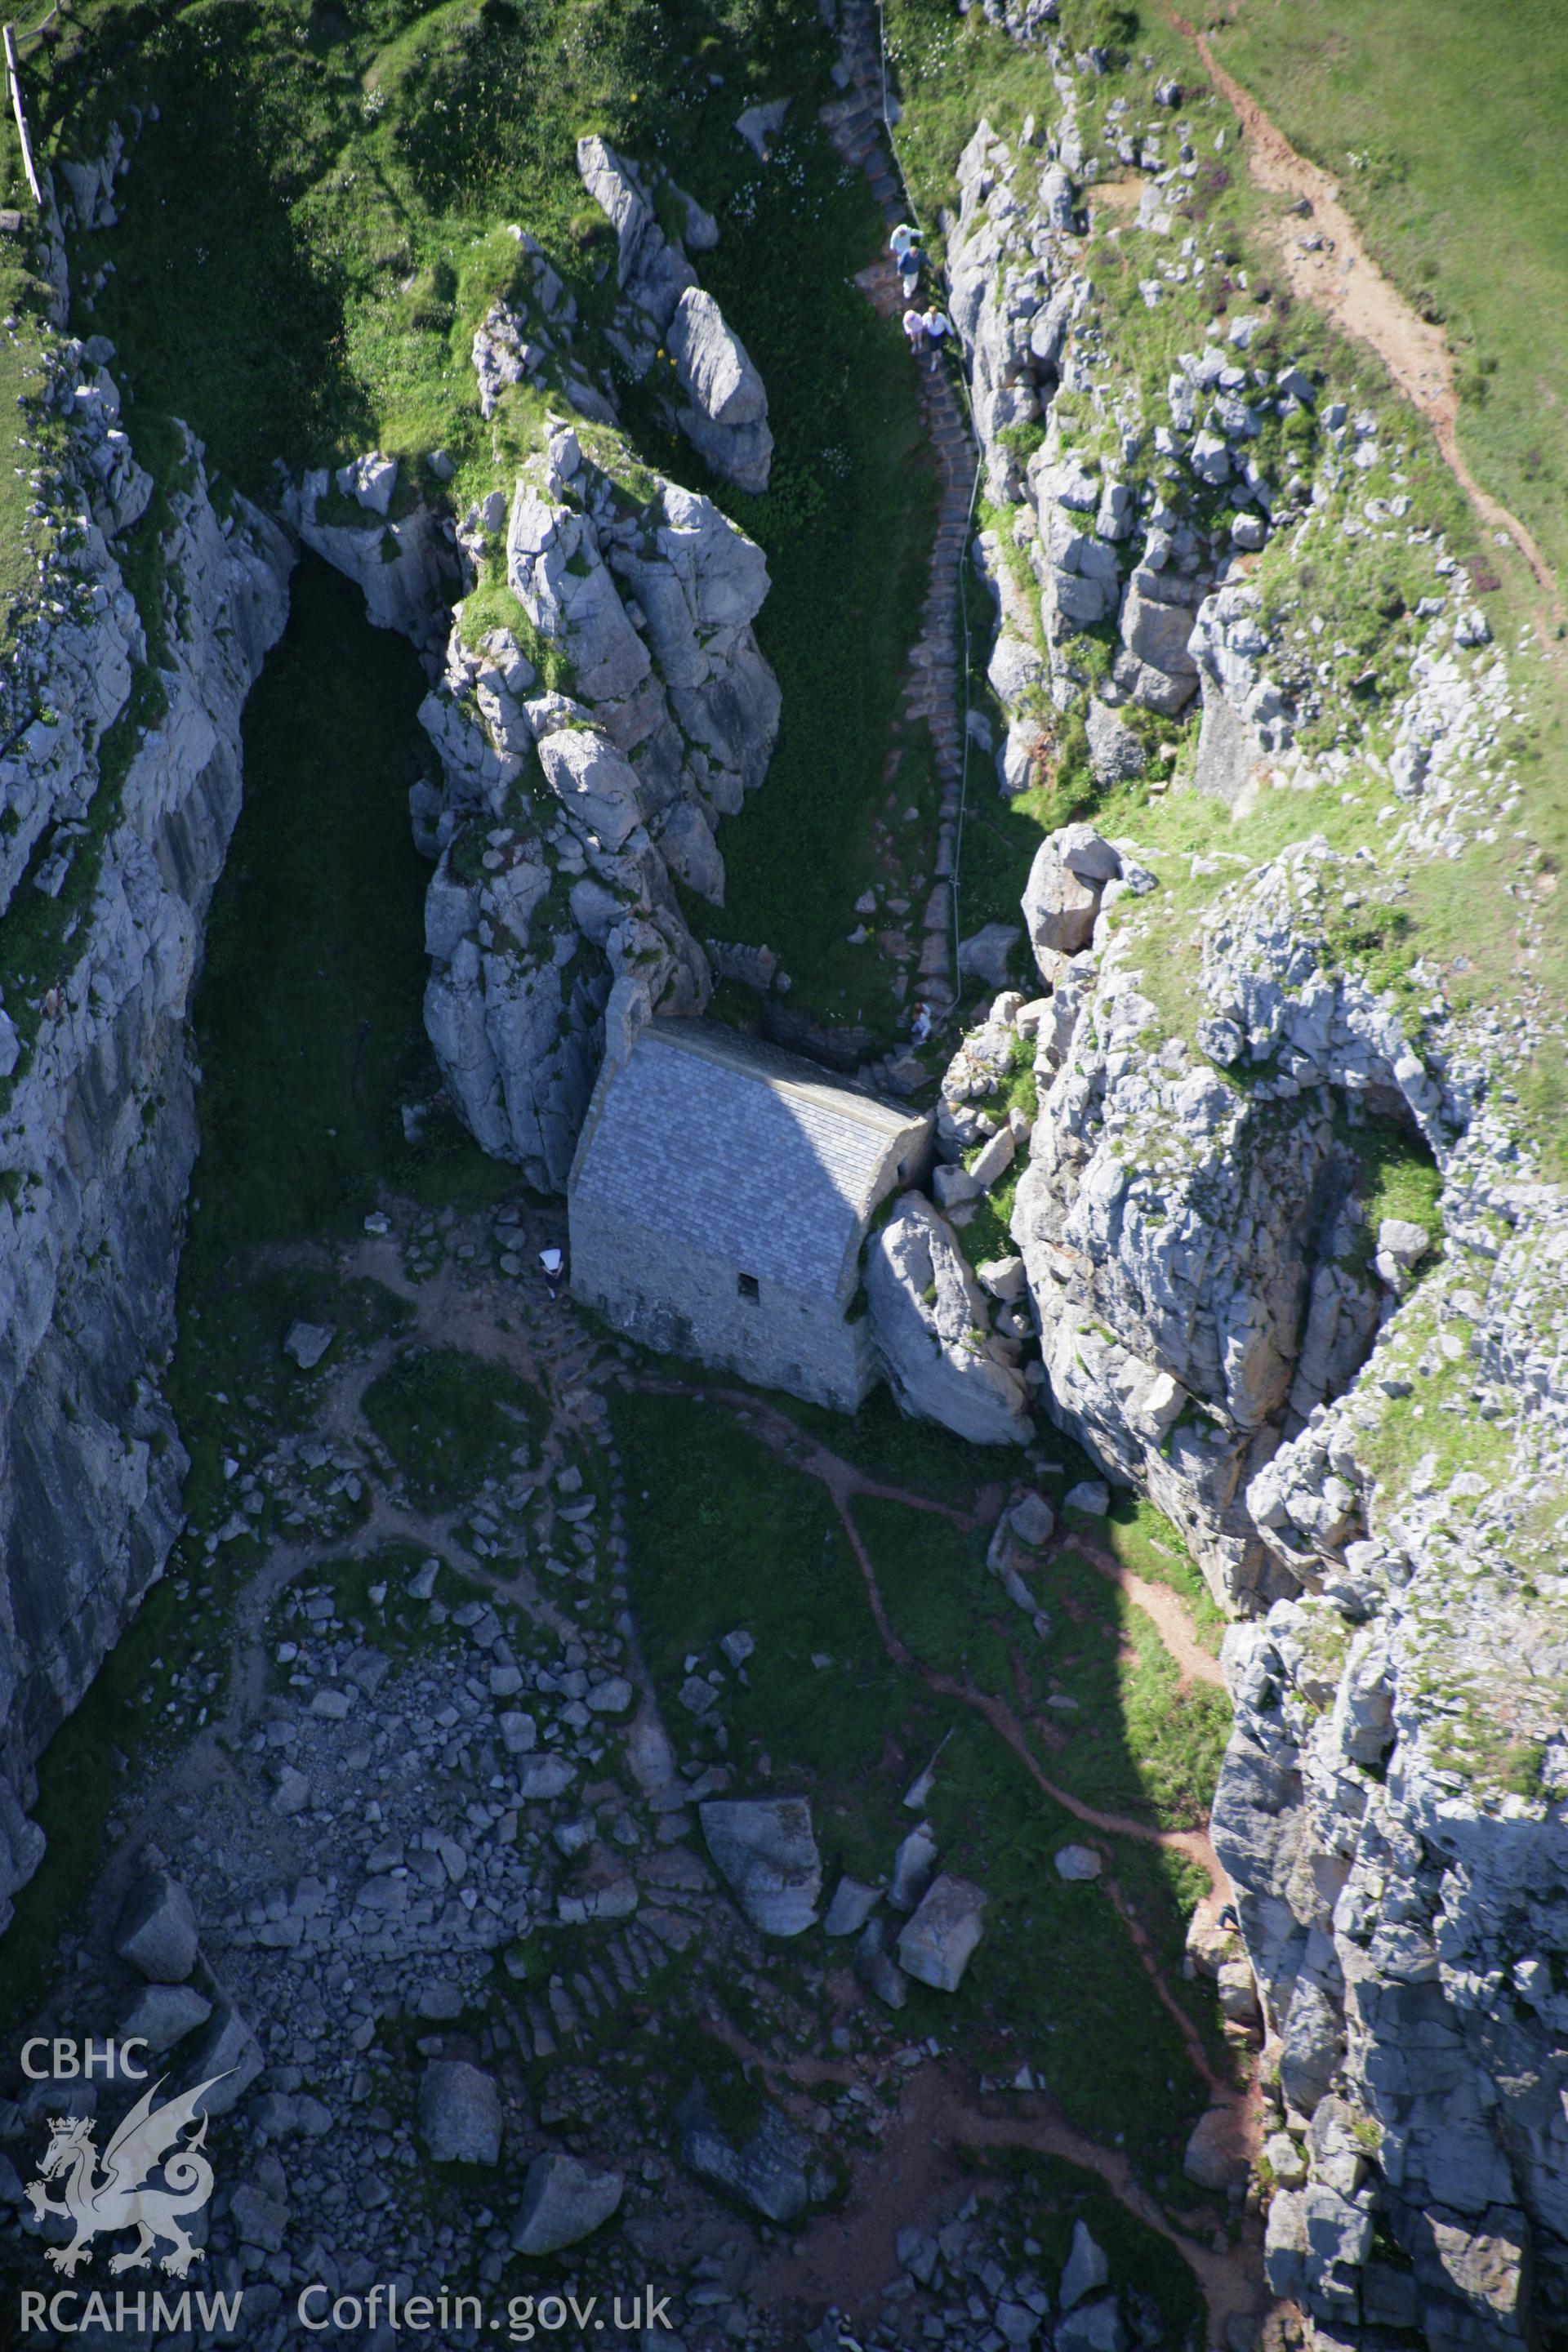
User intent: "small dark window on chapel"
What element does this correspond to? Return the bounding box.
[737,1272,760,1303]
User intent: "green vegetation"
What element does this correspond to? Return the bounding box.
[613,1388,1226,2173]
[362,1343,543,1510]
[1042,1548,1231,1830]
[1339,1112,1443,1268]
[182,553,513,1273]
[1214,0,1568,582]
[0,413,192,1088]
[781,1383,996,1512]
[884,0,1191,258]
[0,264,45,631]
[959,2148,1205,2341]
[616,1394,903,1782]
[1102,1494,1227,1655]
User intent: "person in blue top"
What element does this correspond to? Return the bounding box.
[890,220,923,301]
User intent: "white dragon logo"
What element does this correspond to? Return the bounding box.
[25,2072,231,2277]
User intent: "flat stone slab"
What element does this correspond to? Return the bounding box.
[1054,1843,1102,1882]
[418,2060,501,2167]
[699,1797,821,1936]
[283,1319,336,1370]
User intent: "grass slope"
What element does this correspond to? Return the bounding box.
[1213,0,1568,585]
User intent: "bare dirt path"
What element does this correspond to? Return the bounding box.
[1071,1531,1227,1691]
[1175,16,1566,635]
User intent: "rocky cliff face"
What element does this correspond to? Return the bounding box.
[0,272,292,1931]
[938,48,1568,2350]
[416,430,778,1190]
[288,193,782,1196]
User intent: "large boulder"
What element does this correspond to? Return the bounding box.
[1182,2104,1248,2193]
[1061,2220,1110,2310]
[1085,697,1146,785]
[699,1797,821,1935]
[823,1876,881,1937]
[897,1875,987,1992]
[678,2086,811,2223]
[668,289,773,493]
[1054,2296,1125,2352]
[957,922,1022,987]
[866,1193,1031,1446]
[512,2152,624,2255]
[1021,825,1117,973]
[1119,581,1200,682]
[535,725,645,852]
[121,1984,212,2053]
[417,2060,502,2167]
[114,1870,199,1984]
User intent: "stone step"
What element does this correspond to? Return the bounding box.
[524,1998,557,2059]
[588,1958,618,2009]
[570,1969,602,2020]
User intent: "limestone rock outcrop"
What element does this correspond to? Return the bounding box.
[575,136,772,492]
[0,315,290,1932]
[414,427,779,1189]
[921,24,1568,2341]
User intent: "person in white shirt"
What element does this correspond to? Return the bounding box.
[920,306,952,370]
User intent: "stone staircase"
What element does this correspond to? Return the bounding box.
[823,0,982,1023]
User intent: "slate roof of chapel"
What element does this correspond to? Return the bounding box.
[570,1018,924,1299]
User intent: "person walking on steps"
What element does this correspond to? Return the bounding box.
[902,306,927,362]
[890,220,922,301]
[538,1245,565,1302]
[920,305,952,372]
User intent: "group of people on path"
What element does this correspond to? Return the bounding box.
[892,221,952,372]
